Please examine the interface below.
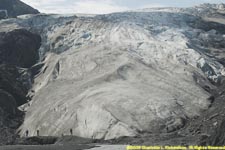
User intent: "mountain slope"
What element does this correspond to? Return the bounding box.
[0,4,224,142]
[0,0,39,17]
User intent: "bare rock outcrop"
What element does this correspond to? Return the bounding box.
[0,29,41,68]
[0,64,27,145]
[0,28,41,145]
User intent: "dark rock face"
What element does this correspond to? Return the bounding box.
[0,67,25,145]
[0,28,41,145]
[0,29,41,68]
[0,64,31,145]
[0,64,30,106]
[0,89,17,115]
[0,0,39,18]
[0,108,23,145]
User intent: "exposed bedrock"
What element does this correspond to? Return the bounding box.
[0,64,31,105]
[0,64,29,145]
[0,29,41,68]
[0,28,41,144]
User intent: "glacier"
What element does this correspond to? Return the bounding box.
[0,4,224,140]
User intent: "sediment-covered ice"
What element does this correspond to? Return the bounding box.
[1,4,224,139]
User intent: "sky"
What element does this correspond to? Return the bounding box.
[21,0,225,14]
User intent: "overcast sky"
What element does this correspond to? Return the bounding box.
[21,0,225,14]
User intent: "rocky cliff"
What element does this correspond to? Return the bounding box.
[0,28,41,145]
[1,3,225,144]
